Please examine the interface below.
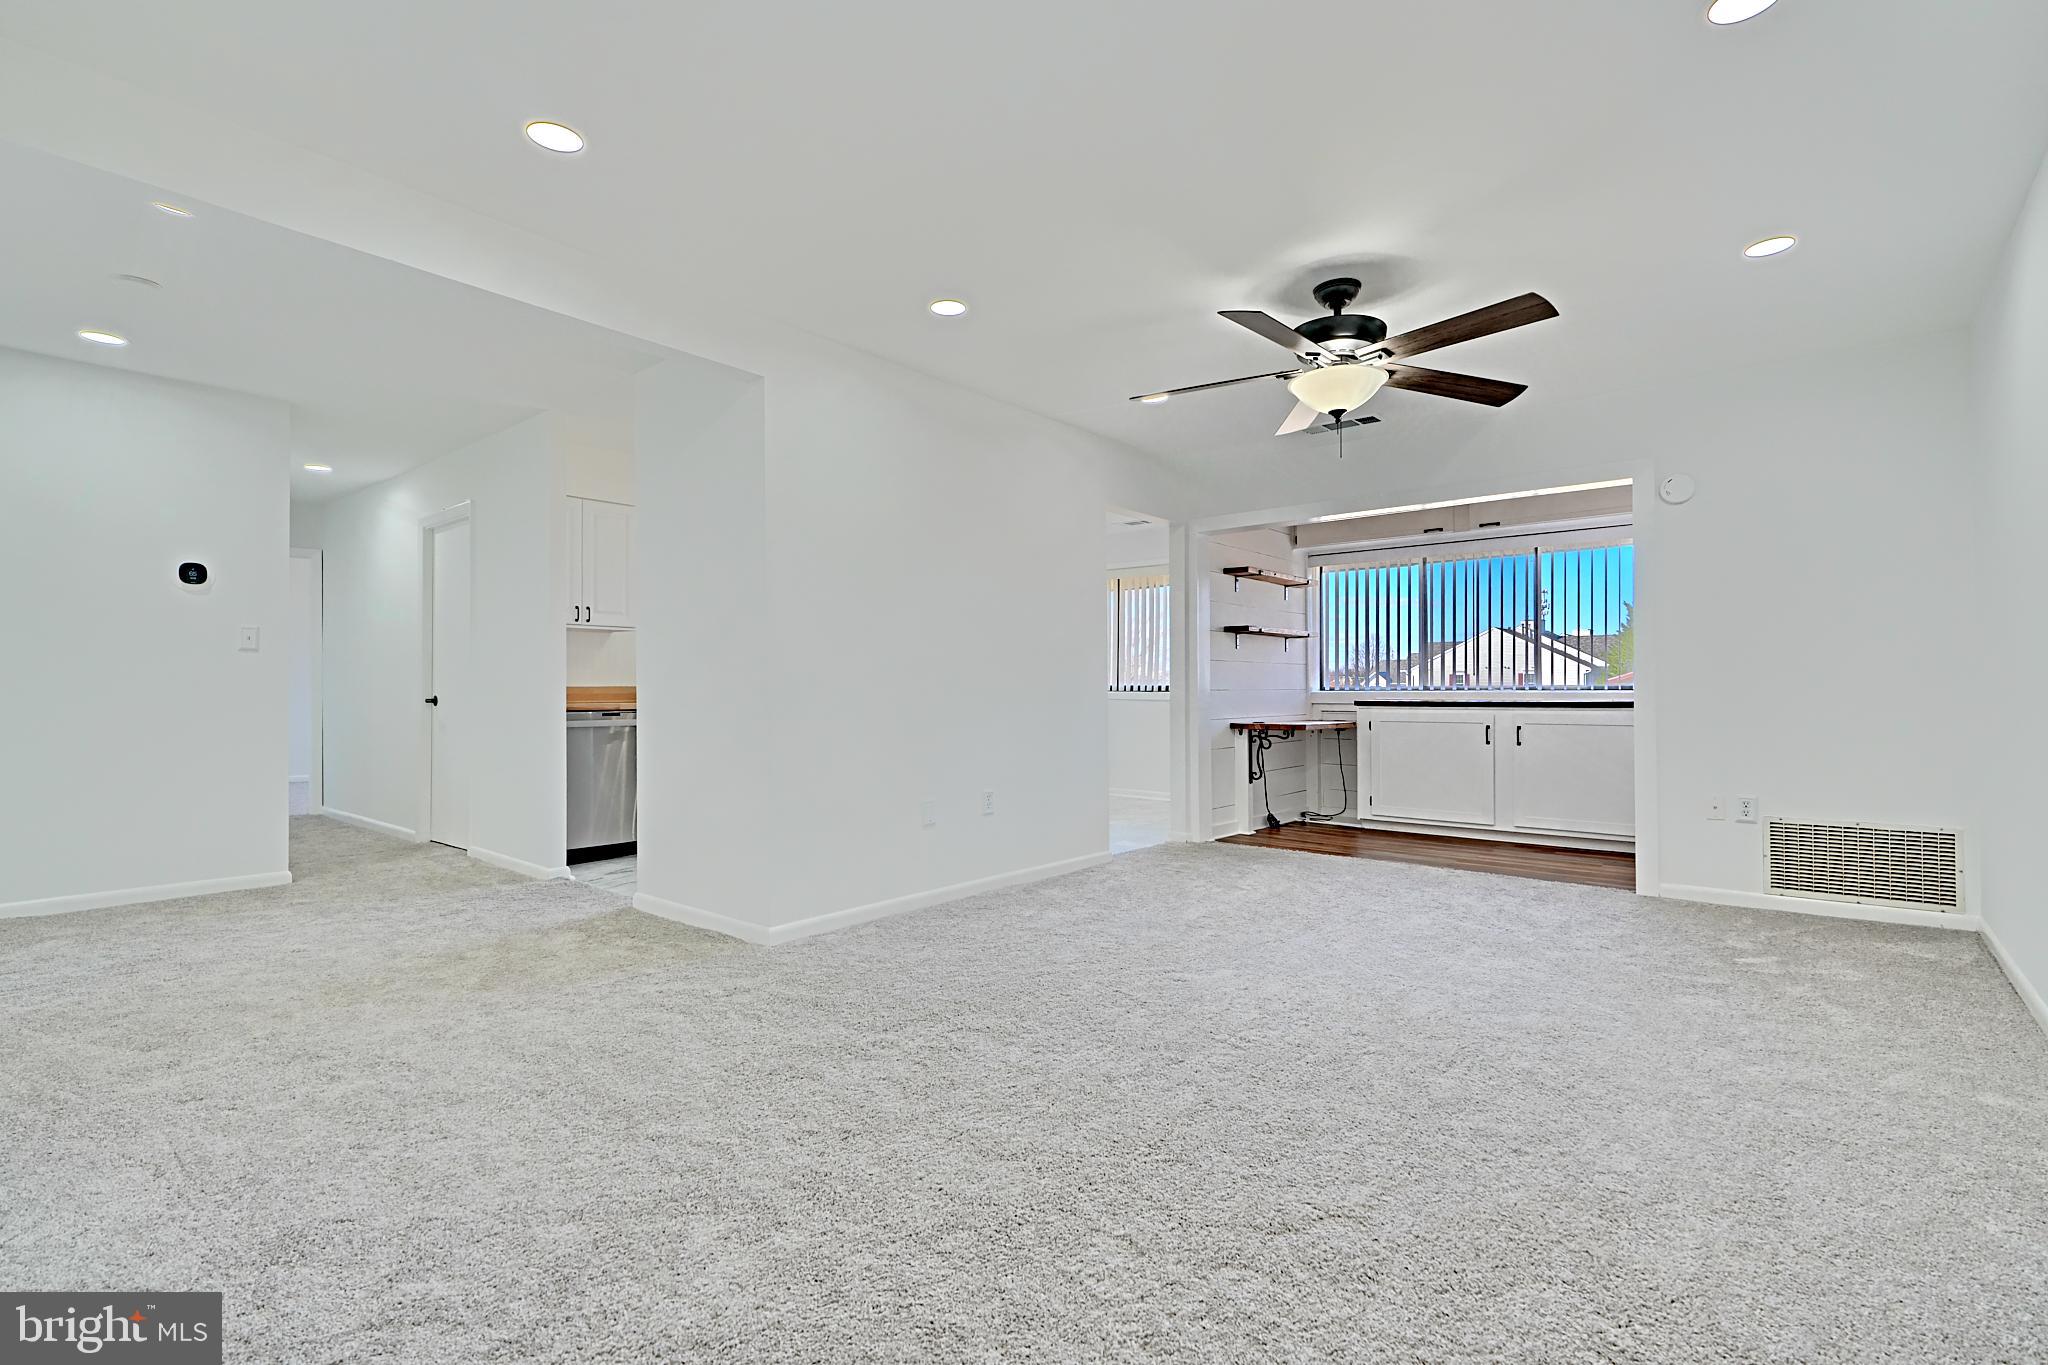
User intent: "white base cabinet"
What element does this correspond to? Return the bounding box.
[1360,705,1633,842]
[1368,710,1497,827]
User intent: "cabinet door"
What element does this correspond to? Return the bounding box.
[1503,714,1634,837]
[1368,711,1497,826]
[564,497,585,625]
[580,499,636,629]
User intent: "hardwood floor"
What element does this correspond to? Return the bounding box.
[1218,822,1636,890]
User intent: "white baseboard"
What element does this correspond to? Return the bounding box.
[468,846,573,881]
[632,891,776,944]
[1110,789,1171,802]
[1981,920,2048,1039]
[634,850,1112,947]
[0,870,294,920]
[1660,883,1980,932]
[319,807,417,840]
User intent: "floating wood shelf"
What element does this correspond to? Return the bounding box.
[1219,625,1311,650]
[1221,566,1310,600]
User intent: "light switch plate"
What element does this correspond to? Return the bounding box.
[920,799,937,827]
[1707,797,1726,821]
[238,626,260,652]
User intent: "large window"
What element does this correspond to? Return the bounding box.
[1318,535,1633,692]
[1108,571,1170,692]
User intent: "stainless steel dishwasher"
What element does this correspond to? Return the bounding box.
[567,710,637,858]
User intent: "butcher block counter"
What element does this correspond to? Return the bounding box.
[567,686,636,712]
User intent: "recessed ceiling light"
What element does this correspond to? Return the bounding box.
[928,298,968,317]
[111,273,162,289]
[303,464,333,473]
[77,329,128,347]
[523,120,585,154]
[150,201,193,218]
[1137,393,1170,404]
[1706,0,1779,22]
[1743,235,1798,258]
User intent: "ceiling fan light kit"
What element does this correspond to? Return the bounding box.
[1130,276,1556,442]
[1287,363,1388,417]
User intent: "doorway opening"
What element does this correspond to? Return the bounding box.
[564,439,639,899]
[287,548,322,817]
[423,508,473,850]
[1107,508,1173,854]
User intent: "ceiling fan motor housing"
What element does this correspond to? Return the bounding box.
[1298,278,1386,356]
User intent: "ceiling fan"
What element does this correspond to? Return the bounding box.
[1131,278,1558,436]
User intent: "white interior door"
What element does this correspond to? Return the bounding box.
[1504,714,1635,837]
[1369,711,1497,826]
[428,519,472,849]
[580,499,636,628]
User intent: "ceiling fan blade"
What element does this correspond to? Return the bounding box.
[1127,369,1295,402]
[1219,310,1331,358]
[1275,401,1320,435]
[1381,365,1529,407]
[1378,293,1558,360]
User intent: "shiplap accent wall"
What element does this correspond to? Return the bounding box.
[1204,529,1311,835]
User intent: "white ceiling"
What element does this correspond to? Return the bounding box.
[2,0,2046,478]
[0,142,671,500]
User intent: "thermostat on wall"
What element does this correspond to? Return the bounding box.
[1659,475,1696,505]
[178,561,209,587]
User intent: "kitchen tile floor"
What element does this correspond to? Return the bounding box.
[571,854,638,899]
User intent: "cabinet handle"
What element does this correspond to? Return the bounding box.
[1516,725,1523,746]
[1484,724,1492,745]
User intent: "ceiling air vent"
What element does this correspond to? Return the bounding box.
[1764,820,1962,911]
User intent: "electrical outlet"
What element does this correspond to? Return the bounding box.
[920,799,937,827]
[982,790,995,816]
[1736,796,1760,824]
[1707,797,1726,821]
[238,626,261,652]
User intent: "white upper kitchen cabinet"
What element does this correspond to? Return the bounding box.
[1367,709,1498,827]
[566,496,636,629]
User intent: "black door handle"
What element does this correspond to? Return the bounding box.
[424,695,439,706]
[1516,725,1523,746]
[1484,723,1491,745]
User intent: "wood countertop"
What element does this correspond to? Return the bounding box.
[1228,719,1357,733]
[567,686,636,711]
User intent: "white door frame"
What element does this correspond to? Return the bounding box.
[419,502,474,845]
[289,547,324,812]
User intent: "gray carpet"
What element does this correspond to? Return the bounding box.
[2,818,2044,1363]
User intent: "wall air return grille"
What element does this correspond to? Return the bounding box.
[1764,820,1963,911]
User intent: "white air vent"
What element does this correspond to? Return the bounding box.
[1764,820,1963,911]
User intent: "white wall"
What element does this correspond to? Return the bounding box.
[0,347,291,913]
[316,413,567,873]
[1975,145,2048,1023]
[635,339,1188,941]
[1201,530,1311,835]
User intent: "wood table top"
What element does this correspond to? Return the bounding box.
[1228,719,1358,732]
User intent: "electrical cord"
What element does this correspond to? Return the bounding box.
[1247,725,1351,826]
[1302,730,1350,822]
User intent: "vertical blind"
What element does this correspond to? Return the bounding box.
[1318,539,1633,692]
[1108,572,1170,692]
